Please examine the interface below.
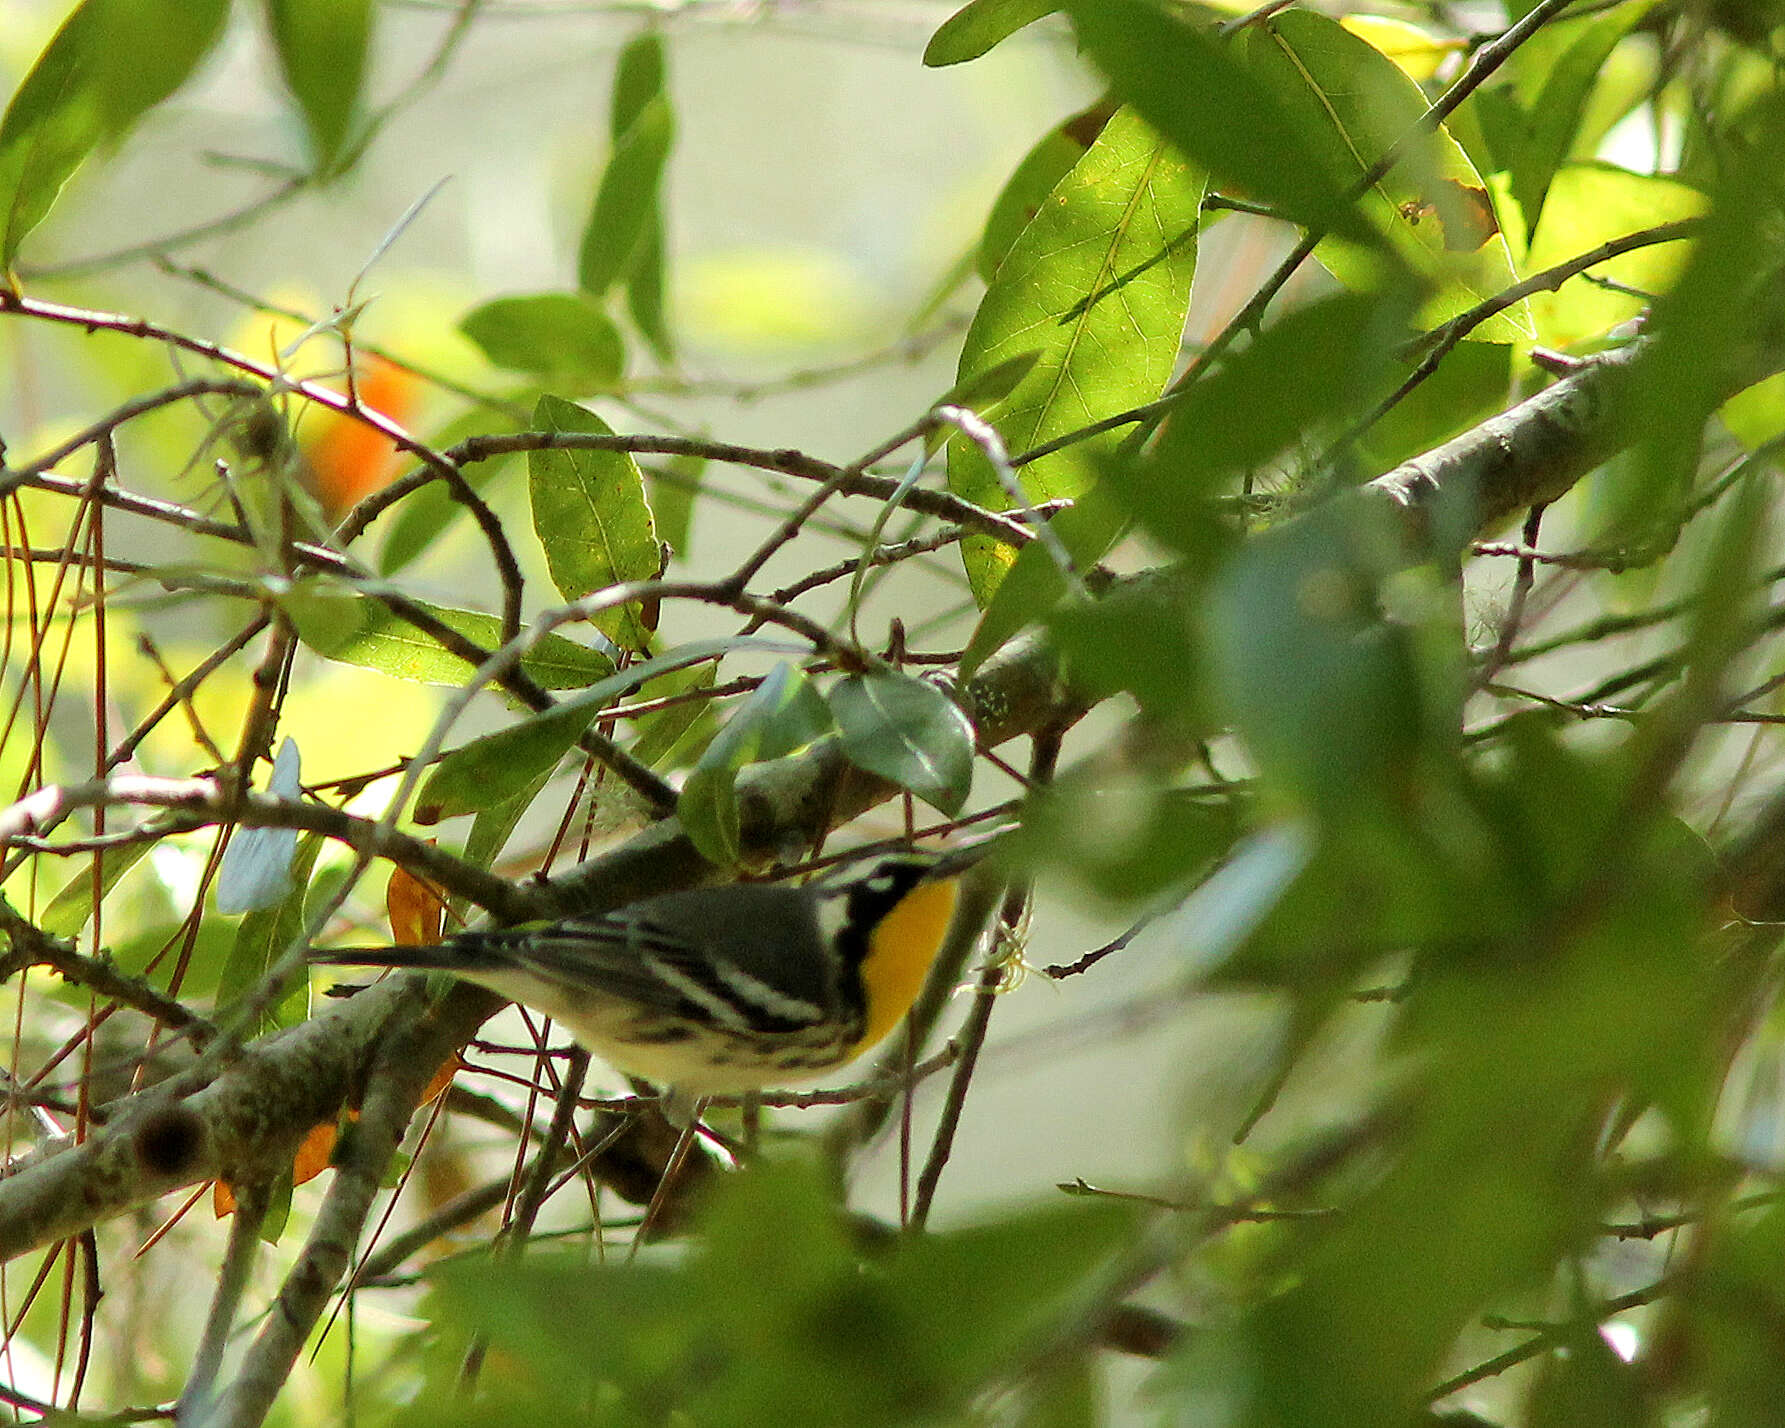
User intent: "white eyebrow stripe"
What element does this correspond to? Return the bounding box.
[710,962,825,1025]
[642,955,751,1031]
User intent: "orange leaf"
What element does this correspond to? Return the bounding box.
[214,1116,353,1216]
[387,860,448,946]
[292,1118,342,1186]
[421,1053,461,1105]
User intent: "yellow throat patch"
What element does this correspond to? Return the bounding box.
[856,876,961,1051]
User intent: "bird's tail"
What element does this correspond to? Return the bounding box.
[309,943,481,972]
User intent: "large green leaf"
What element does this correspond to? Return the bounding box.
[1475,0,1655,231]
[978,99,1113,282]
[1063,0,1371,242]
[0,0,229,268]
[829,670,975,815]
[529,395,660,653]
[1247,9,1530,340]
[460,293,625,391]
[266,0,372,172]
[578,93,673,298]
[284,584,614,689]
[947,103,1203,601]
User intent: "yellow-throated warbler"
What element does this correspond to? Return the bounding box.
[312,847,989,1096]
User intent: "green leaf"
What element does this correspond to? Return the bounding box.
[948,104,1203,602]
[459,769,552,894]
[420,1158,1135,1424]
[1204,495,1440,817]
[924,0,1058,66]
[0,0,229,269]
[679,664,833,866]
[284,583,614,689]
[1063,0,1372,243]
[529,395,660,652]
[1524,164,1704,351]
[416,638,746,821]
[460,293,625,391]
[40,843,152,939]
[956,482,1125,680]
[1045,565,1205,724]
[90,0,231,134]
[626,215,674,361]
[648,449,702,560]
[609,31,675,359]
[217,831,323,1038]
[610,31,664,138]
[1117,290,1405,549]
[265,0,374,172]
[1613,93,1785,536]
[1358,340,1513,473]
[829,671,974,816]
[1247,9,1529,340]
[628,663,718,770]
[1492,1,1655,230]
[578,93,674,297]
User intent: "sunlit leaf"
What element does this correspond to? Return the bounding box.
[1063,0,1371,241]
[0,0,229,267]
[925,0,1059,66]
[1524,163,1704,351]
[948,104,1203,601]
[1247,9,1529,340]
[529,394,660,652]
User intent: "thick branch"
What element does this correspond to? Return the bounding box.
[1366,338,1648,540]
